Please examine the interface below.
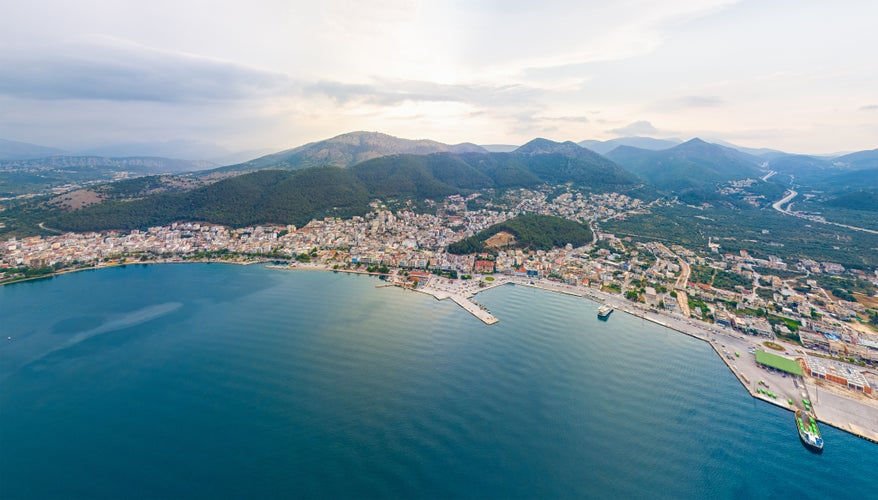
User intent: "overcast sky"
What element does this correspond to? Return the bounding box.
[2,0,876,154]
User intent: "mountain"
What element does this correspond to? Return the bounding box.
[210,131,489,174]
[40,142,639,232]
[0,138,67,160]
[764,150,878,190]
[0,156,215,197]
[479,144,519,153]
[606,138,763,193]
[708,139,784,157]
[764,154,836,186]
[510,138,638,187]
[825,189,878,212]
[79,140,232,163]
[832,148,878,170]
[208,148,277,167]
[820,168,878,192]
[578,137,680,155]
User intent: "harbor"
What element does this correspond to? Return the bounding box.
[407,272,878,445]
[267,264,878,445]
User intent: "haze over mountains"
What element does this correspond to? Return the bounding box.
[0,138,67,160]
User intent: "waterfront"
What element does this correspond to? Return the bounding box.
[1,264,877,498]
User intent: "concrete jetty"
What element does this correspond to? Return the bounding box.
[414,286,499,325]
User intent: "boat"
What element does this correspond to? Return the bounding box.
[597,305,613,320]
[795,409,823,452]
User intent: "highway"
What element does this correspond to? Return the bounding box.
[771,189,878,235]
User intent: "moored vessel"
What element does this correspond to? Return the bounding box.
[796,409,823,452]
[597,305,613,320]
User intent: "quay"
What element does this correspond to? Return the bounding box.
[414,282,500,325]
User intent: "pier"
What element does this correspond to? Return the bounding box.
[414,286,499,325]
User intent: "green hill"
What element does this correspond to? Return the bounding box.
[606,138,763,192]
[48,168,371,231]
[826,189,878,212]
[209,131,487,174]
[40,142,638,233]
[833,148,878,170]
[447,214,592,255]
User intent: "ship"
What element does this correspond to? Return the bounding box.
[795,409,823,452]
[597,305,613,320]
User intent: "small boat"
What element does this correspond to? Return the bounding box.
[597,305,613,320]
[796,409,823,452]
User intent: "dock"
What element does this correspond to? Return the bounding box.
[414,287,498,325]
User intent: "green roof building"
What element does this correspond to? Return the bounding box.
[755,350,803,376]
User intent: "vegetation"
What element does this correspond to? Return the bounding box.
[825,189,878,212]
[763,341,784,351]
[601,204,878,269]
[447,214,593,255]
[752,266,802,280]
[605,139,762,193]
[689,264,751,291]
[0,156,206,197]
[4,143,640,235]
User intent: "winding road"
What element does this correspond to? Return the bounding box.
[771,190,878,235]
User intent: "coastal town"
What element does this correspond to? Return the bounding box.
[3,187,878,442]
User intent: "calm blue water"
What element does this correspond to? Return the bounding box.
[1,264,876,499]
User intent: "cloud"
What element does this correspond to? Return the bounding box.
[304,79,545,108]
[608,120,658,136]
[860,104,878,111]
[536,115,589,123]
[0,41,293,103]
[677,95,723,107]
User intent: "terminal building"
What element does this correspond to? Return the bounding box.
[754,350,803,376]
[804,355,872,395]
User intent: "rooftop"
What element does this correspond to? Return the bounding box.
[755,350,803,376]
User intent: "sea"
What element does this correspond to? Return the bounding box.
[1,264,876,499]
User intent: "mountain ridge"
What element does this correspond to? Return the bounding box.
[0,138,68,160]
[209,131,489,174]
[606,138,763,192]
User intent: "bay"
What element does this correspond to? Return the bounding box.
[1,264,875,498]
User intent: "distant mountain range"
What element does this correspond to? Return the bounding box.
[211,131,488,174]
[2,130,876,237]
[0,138,67,160]
[605,138,763,192]
[832,148,878,170]
[578,137,681,155]
[0,156,216,197]
[41,138,640,232]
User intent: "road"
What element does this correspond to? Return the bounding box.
[772,190,878,235]
[772,189,798,212]
[653,242,692,317]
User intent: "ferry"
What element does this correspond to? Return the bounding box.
[597,305,613,320]
[795,409,824,452]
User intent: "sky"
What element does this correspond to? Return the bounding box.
[1,0,877,155]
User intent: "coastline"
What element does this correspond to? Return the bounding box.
[4,260,877,444]
[0,257,275,287]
